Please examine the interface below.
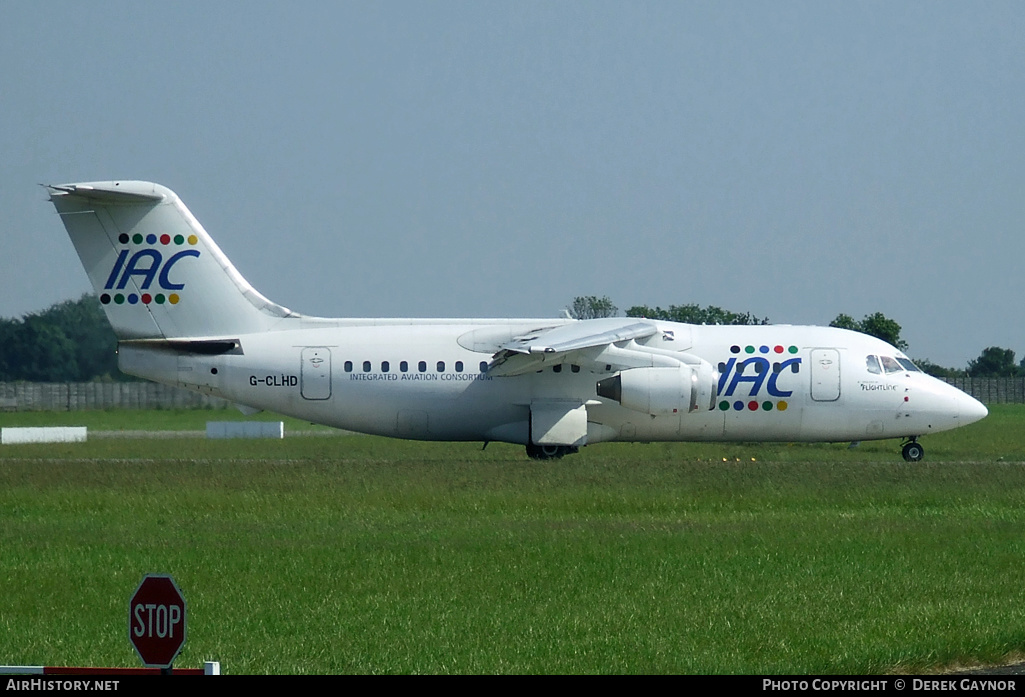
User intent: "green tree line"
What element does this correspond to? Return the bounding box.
[0,294,121,382]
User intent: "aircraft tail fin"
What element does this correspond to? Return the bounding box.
[47,181,297,339]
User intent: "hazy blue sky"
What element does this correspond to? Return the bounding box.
[2,2,1023,368]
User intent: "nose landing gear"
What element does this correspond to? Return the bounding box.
[901,438,924,462]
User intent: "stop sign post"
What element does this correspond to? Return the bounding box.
[129,574,187,670]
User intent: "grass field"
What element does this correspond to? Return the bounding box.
[1,406,1024,674]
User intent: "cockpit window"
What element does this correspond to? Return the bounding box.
[896,358,921,372]
[880,356,903,374]
[867,354,920,374]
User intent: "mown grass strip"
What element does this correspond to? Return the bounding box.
[0,408,1022,673]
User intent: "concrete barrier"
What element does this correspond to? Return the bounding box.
[1,427,88,444]
[206,421,284,439]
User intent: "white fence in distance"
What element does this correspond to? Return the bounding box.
[0,382,228,412]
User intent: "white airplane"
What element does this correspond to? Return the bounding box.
[47,181,987,462]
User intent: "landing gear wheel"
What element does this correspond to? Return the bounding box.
[525,444,578,460]
[901,440,924,462]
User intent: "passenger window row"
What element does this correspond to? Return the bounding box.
[342,360,586,375]
[342,360,488,374]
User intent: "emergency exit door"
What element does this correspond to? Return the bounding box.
[301,348,332,400]
[810,349,841,402]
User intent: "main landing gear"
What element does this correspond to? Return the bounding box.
[901,438,924,462]
[525,444,579,460]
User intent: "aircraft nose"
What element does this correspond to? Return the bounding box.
[918,378,988,433]
[960,393,988,425]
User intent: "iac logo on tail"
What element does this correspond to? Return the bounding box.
[99,232,201,306]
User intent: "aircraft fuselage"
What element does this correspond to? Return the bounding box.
[120,319,982,447]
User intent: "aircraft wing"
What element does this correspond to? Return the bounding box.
[488,318,662,376]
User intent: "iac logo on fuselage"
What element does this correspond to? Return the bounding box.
[99,232,201,306]
[716,344,803,412]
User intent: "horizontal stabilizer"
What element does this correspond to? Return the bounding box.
[47,182,165,203]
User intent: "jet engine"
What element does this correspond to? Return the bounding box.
[596,362,716,415]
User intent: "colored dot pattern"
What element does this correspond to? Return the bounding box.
[731,344,798,355]
[719,399,790,412]
[117,231,198,248]
[100,292,180,306]
[100,232,198,305]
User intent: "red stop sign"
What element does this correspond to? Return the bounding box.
[129,574,187,668]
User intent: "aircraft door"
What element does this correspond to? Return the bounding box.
[810,349,841,402]
[301,347,332,400]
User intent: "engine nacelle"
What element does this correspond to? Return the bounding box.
[596,363,716,415]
